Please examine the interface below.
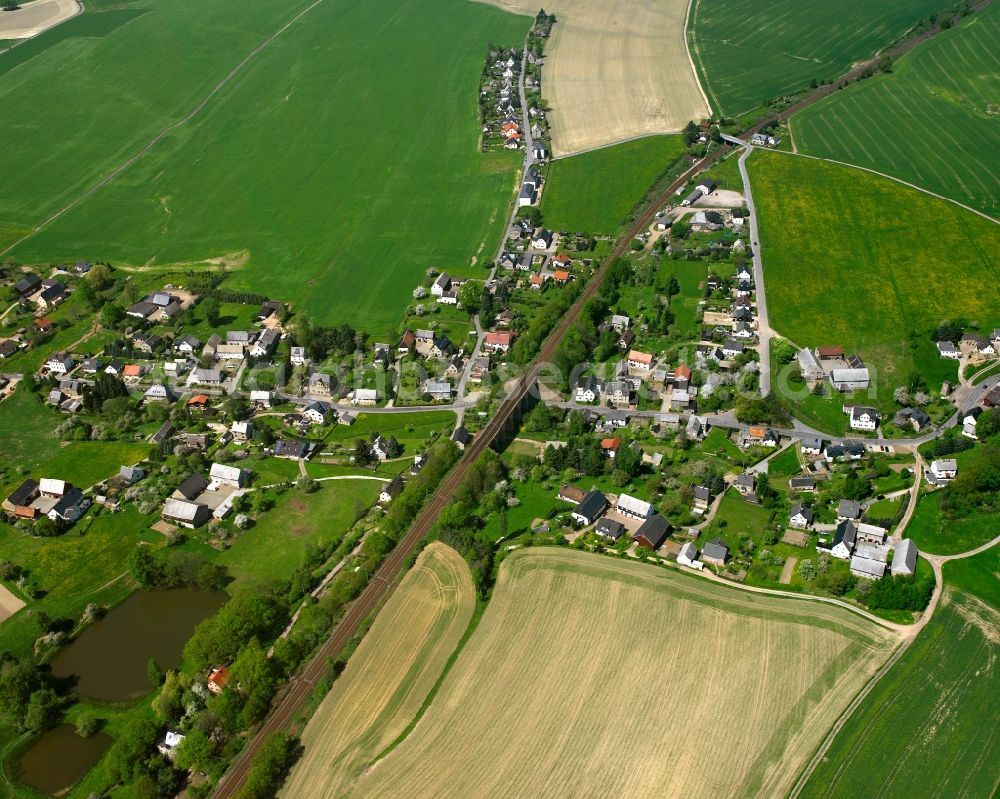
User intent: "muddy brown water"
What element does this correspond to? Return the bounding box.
[50,588,226,702]
[17,724,111,796]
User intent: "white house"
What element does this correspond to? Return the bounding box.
[45,353,74,374]
[575,375,604,404]
[290,346,307,366]
[847,406,879,431]
[929,459,958,481]
[677,541,703,570]
[423,380,452,401]
[231,420,253,441]
[250,390,274,407]
[249,329,279,358]
[626,350,653,372]
[302,401,330,424]
[353,388,378,406]
[431,273,451,297]
[789,503,813,529]
[209,463,247,488]
[158,730,186,759]
[615,493,652,520]
[937,341,961,359]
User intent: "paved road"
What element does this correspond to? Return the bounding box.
[736,145,772,396]
[454,313,484,428]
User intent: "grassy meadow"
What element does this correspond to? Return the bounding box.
[906,491,999,555]
[338,548,896,799]
[793,2,1000,218]
[748,150,1000,410]
[797,546,999,799]
[1,0,529,336]
[540,136,686,235]
[687,0,957,115]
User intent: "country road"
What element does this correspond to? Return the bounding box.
[736,144,772,396]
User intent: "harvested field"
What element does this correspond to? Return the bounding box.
[282,543,474,798]
[0,583,26,623]
[0,0,79,39]
[342,548,896,799]
[481,0,709,156]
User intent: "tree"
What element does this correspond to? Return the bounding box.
[147,658,164,687]
[152,671,185,723]
[128,546,163,589]
[106,717,160,784]
[174,728,214,772]
[0,657,42,726]
[458,282,481,316]
[24,687,60,733]
[201,297,221,327]
[353,438,375,468]
[86,263,112,290]
[236,733,297,799]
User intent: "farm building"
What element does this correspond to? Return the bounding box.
[701,538,729,566]
[571,490,608,526]
[616,493,652,520]
[891,539,918,577]
[632,515,671,550]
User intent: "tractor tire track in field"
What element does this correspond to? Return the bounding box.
[0,0,330,259]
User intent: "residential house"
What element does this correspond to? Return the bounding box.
[274,439,310,460]
[701,538,729,566]
[937,341,961,359]
[800,437,824,456]
[37,281,66,309]
[929,459,958,482]
[430,335,453,359]
[308,372,332,396]
[209,463,247,489]
[215,343,246,361]
[14,273,42,296]
[605,380,633,409]
[249,328,279,358]
[175,335,202,356]
[692,485,713,512]
[193,368,223,385]
[379,477,404,504]
[789,476,816,492]
[45,352,74,374]
[158,731,186,759]
[207,666,230,695]
[616,493,652,520]
[531,229,553,249]
[226,331,253,346]
[118,466,145,486]
[250,390,275,407]
[610,314,631,333]
[468,355,490,383]
[797,349,824,381]
[848,405,879,431]
[431,273,452,297]
[575,375,604,404]
[143,384,175,404]
[850,544,888,580]
[150,421,173,446]
[632,515,671,550]
[824,441,865,462]
[677,542,703,570]
[302,401,330,424]
[353,388,378,406]
[3,480,40,520]
[231,420,253,441]
[595,518,626,541]
[733,472,756,496]
[163,499,210,529]
[891,539,918,577]
[722,339,744,358]
[175,473,209,501]
[451,426,472,451]
[557,485,586,504]
[789,503,813,529]
[895,407,930,432]
[571,490,608,526]
[202,335,221,358]
[627,350,653,372]
[484,331,515,353]
[837,499,862,522]
[739,426,779,449]
[961,407,983,439]
[423,380,452,401]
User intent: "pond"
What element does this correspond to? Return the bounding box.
[18,724,111,796]
[51,588,227,702]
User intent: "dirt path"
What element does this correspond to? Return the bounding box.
[0,583,26,623]
[0,0,80,41]
[779,557,797,584]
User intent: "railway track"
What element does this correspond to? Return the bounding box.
[213,8,989,793]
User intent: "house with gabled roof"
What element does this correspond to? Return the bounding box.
[632,515,671,550]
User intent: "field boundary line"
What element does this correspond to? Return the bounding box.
[0,0,83,57]
[0,0,330,259]
[764,148,1000,224]
[549,131,681,162]
[683,0,713,115]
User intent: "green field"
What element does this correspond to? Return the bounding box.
[216,480,381,584]
[748,150,1000,409]
[905,492,998,555]
[0,0,528,336]
[797,545,999,798]
[540,136,686,235]
[793,3,1000,218]
[687,0,958,116]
